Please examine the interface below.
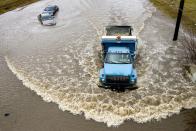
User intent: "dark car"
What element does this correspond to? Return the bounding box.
[43,5,59,16]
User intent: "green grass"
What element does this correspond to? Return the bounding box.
[0,0,38,14]
[150,0,196,31]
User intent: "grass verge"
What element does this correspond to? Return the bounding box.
[150,0,196,32]
[0,0,38,15]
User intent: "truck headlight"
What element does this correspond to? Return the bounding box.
[102,78,105,82]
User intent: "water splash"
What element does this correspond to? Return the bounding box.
[2,0,196,127]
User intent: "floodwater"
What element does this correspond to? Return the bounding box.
[0,0,195,127]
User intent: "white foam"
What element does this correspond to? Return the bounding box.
[5,55,196,127]
[2,0,196,127]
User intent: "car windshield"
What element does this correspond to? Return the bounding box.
[105,53,132,64]
[41,15,53,21]
[44,7,54,11]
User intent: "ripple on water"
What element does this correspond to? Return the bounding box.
[2,0,196,127]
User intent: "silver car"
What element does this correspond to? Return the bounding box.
[40,13,56,26]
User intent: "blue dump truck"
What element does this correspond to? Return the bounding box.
[99,26,138,90]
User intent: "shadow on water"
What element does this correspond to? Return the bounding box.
[98,84,139,93]
[183,108,196,131]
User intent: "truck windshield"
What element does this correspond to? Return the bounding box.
[105,53,132,64]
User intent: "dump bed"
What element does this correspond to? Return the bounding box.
[105,26,133,36]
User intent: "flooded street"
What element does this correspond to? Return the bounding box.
[0,0,196,128]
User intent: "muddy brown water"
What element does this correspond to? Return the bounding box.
[0,0,195,129]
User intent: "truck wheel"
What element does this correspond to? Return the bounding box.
[97,82,104,88]
[132,84,138,89]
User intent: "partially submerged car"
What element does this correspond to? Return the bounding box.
[39,13,56,26]
[43,5,59,16]
[38,5,59,26]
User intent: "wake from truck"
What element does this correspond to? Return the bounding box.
[2,0,196,127]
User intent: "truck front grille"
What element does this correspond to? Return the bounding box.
[106,76,130,84]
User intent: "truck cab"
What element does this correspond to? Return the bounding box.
[99,26,137,90]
